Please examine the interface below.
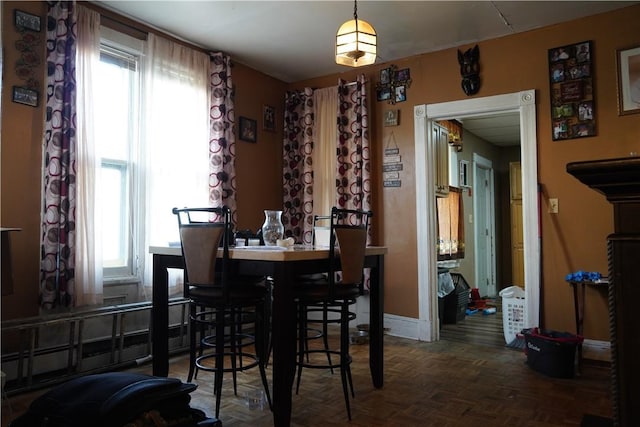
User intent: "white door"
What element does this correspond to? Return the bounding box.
[473,154,497,298]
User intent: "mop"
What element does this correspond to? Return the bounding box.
[506,184,544,351]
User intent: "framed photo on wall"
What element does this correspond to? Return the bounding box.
[394,85,406,103]
[14,10,41,32]
[376,86,391,102]
[12,86,38,107]
[263,105,275,131]
[548,40,596,140]
[239,116,257,143]
[380,67,391,85]
[383,109,399,126]
[616,44,640,115]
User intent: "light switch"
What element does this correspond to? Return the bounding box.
[469,214,473,224]
[549,198,559,214]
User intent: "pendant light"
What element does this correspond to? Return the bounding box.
[335,0,377,67]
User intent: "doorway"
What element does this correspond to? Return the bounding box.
[413,90,539,342]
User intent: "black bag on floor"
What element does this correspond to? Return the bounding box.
[9,372,221,427]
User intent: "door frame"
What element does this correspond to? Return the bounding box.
[473,153,497,298]
[413,90,539,341]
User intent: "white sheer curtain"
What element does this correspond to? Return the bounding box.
[142,34,211,293]
[312,87,338,217]
[75,5,103,306]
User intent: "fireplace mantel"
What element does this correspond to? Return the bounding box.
[568,156,640,427]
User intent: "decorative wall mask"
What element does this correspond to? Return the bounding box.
[458,45,480,96]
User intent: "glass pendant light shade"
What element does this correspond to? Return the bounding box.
[335,2,376,67]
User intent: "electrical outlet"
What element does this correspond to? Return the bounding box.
[549,198,559,214]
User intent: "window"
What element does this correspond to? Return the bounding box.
[95,35,142,280]
[91,28,210,287]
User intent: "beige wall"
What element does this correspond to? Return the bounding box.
[3,2,639,344]
[1,1,47,320]
[226,63,287,232]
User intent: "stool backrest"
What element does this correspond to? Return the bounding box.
[328,207,372,292]
[172,206,230,299]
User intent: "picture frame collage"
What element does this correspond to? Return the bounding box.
[376,64,412,105]
[548,40,596,140]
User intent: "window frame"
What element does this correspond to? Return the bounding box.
[98,27,145,284]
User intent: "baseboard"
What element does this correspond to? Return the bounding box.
[379,313,611,363]
[582,339,611,363]
[383,314,431,341]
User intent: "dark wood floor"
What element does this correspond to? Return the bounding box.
[440,298,509,347]
[2,322,612,427]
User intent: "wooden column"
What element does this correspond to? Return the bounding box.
[567,157,640,427]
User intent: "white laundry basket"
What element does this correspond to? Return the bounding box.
[499,285,526,345]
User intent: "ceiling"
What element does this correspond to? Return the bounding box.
[459,112,521,147]
[96,1,636,84]
[94,1,636,146]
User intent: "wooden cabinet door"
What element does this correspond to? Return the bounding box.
[510,162,524,287]
[434,123,449,197]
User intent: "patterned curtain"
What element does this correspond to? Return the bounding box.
[337,75,371,288]
[40,1,77,309]
[337,75,371,221]
[209,53,237,224]
[282,88,315,244]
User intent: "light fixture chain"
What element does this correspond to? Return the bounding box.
[354,0,359,32]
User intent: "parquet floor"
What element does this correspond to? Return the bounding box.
[2,327,612,427]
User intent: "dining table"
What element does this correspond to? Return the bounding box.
[149,244,387,427]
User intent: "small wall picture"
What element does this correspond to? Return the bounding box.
[380,67,391,85]
[384,109,399,127]
[376,86,391,102]
[578,101,594,121]
[14,10,41,32]
[12,86,38,107]
[396,68,410,82]
[263,105,275,131]
[552,119,568,140]
[394,85,406,103]
[239,116,257,143]
[575,42,591,62]
[551,63,565,82]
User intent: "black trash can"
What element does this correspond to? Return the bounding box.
[523,328,583,378]
[442,273,470,324]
